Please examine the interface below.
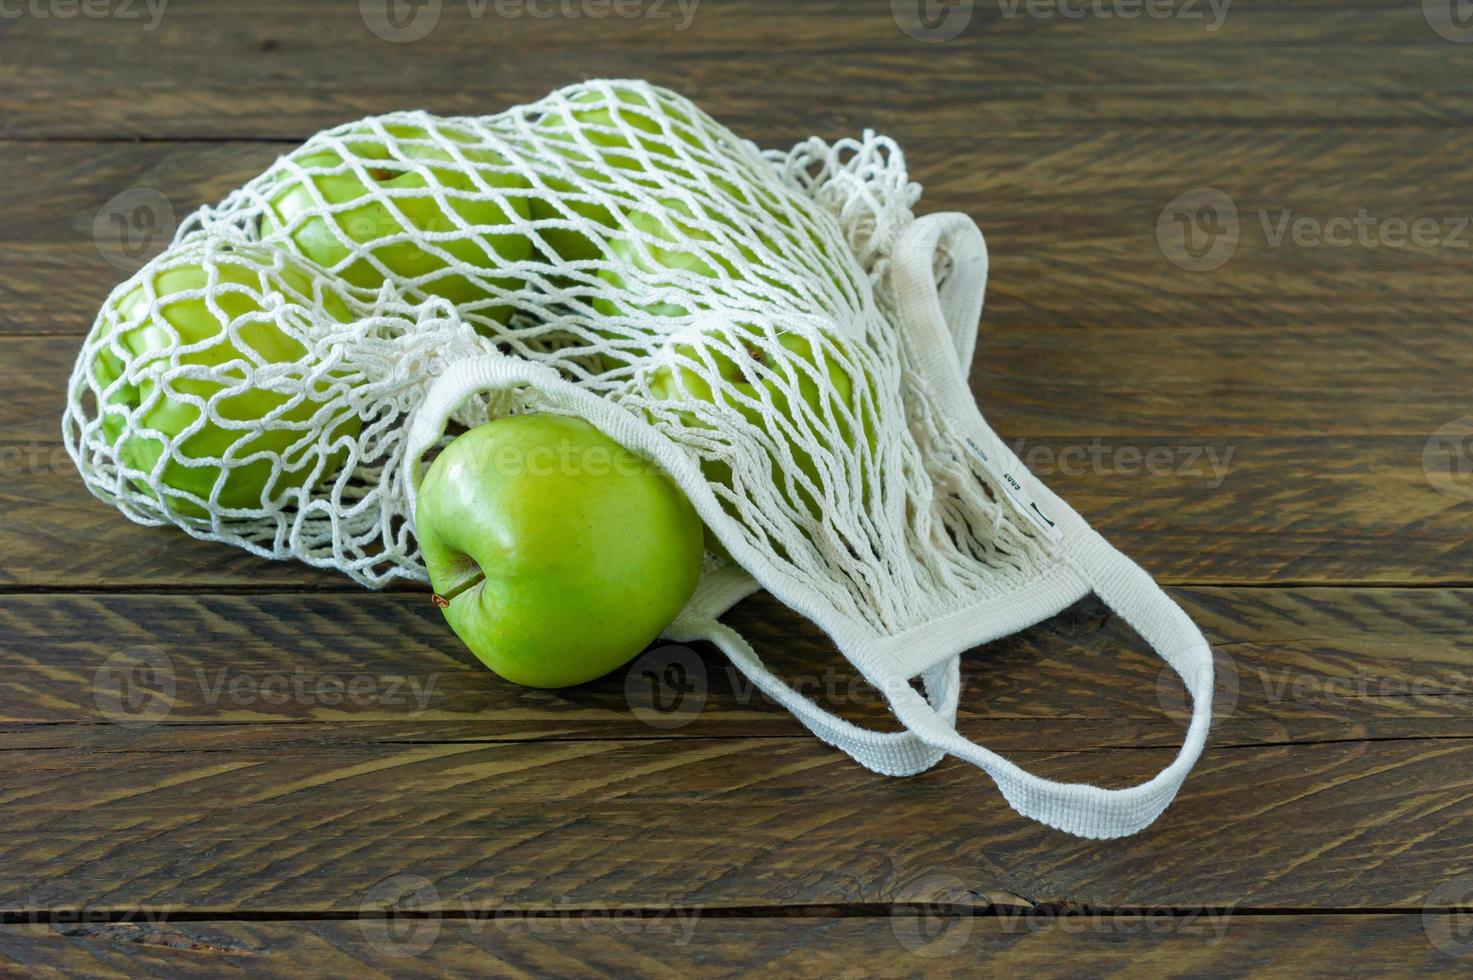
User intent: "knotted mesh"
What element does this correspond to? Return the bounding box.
[65,80,1050,627]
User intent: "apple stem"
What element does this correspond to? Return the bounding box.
[430,569,486,608]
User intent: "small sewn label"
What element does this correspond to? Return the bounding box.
[964,437,1062,544]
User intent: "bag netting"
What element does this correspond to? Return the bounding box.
[65,79,1048,616]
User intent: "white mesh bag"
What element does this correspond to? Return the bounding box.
[65,81,1212,838]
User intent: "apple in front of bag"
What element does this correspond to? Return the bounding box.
[416,414,705,688]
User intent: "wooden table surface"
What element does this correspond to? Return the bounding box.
[3,1,1472,975]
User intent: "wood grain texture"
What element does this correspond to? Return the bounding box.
[1,588,1472,914]
[6,736,1473,912]
[2,587,1471,747]
[3,1,1472,139]
[0,914,1462,978]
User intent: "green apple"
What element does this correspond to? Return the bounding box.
[646,323,873,544]
[526,86,861,332]
[542,86,710,169]
[525,87,717,264]
[416,414,704,688]
[522,172,621,267]
[93,243,362,518]
[579,187,854,333]
[579,197,732,371]
[595,196,791,319]
[585,196,815,373]
[260,121,533,318]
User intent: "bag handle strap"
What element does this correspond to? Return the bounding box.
[680,530,1215,837]
[868,211,1215,837]
[667,570,961,777]
[886,528,1214,837]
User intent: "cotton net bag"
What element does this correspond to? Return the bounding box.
[64,80,1212,839]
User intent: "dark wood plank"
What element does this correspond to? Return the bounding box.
[4,585,1473,913]
[0,913,1458,978]
[3,588,1472,749]
[2,1,1471,139]
[4,734,1473,912]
